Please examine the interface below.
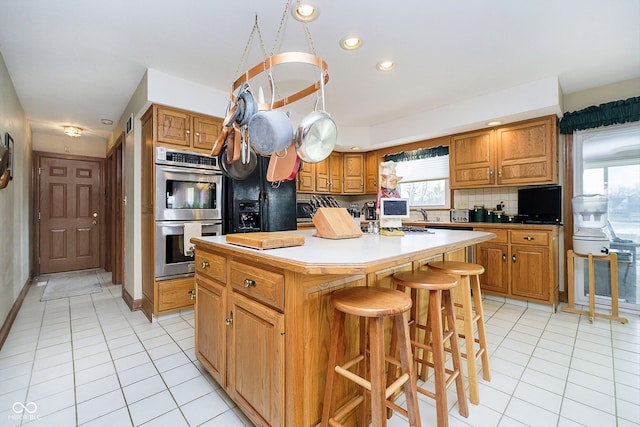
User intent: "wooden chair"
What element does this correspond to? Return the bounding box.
[321,287,421,427]
[389,270,469,427]
[428,261,491,405]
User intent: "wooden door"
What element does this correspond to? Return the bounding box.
[38,154,103,273]
[230,292,284,427]
[477,242,509,294]
[365,151,379,194]
[342,153,364,194]
[296,161,315,193]
[511,244,549,301]
[315,157,330,193]
[156,106,190,147]
[192,115,221,152]
[329,152,343,194]
[450,130,495,188]
[195,275,227,388]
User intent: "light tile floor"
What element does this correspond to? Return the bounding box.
[1,270,639,426]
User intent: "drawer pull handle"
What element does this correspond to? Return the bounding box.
[244,278,256,288]
[524,236,535,241]
[512,254,517,263]
[188,290,196,300]
[225,311,233,326]
[502,254,506,261]
[201,261,210,268]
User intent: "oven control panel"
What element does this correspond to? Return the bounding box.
[156,147,219,170]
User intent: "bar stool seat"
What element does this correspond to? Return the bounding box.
[321,287,421,427]
[428,261,491,405]
[389,270,469,427]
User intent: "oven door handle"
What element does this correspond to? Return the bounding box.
[157,165,221,176]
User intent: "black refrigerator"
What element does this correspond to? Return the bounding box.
[223,156,297,234]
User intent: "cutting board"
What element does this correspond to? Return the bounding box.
[225,232,305,250]
[312,207,363,239]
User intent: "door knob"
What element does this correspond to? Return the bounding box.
[93,212,98,218]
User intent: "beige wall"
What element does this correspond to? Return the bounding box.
[562,78,640,113]
[0,51,33,329]
[32,132,107,158]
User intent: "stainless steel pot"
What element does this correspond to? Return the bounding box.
[248,72,293,155]
[295,68,337,163]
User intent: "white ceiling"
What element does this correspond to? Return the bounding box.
[0,0,638,148]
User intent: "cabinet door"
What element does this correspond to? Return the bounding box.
[450,130,495,188]
[156,107,191,147]
[297,161,315,193]
[230,292,285,427]
[329,152,343,193]
[365,151,379,194]
[495,116,557,185]
[315,157,330,193]
[195,275,227,388]
[343,153,364,194]
[157,276,195,312]
[476,242,509,294]
[511,244,549,301]
[192,115,222,152]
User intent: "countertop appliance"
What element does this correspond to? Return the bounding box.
[572,194,610,255]
[224,155,297,234]
[363,201,376,220]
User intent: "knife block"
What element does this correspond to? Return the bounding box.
[312,207,363,239]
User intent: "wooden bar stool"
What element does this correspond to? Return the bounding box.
[428,261,491,405]
[321,287,421,427]
[389,270,469,427]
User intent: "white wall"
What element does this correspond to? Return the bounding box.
[0,51,32,328]
[32,133,107,158]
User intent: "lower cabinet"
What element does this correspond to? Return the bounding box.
[195,274,226,387]
[475,226,558,308]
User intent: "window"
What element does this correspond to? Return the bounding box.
[573,122,640,311]
[387,147,450,208]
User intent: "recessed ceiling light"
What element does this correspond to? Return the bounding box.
[291,2,318,22]
[100,118,114,125]
[376,60,395,71]
[340,35,362,50]
[350,146,361,151]
[487,121,503,126]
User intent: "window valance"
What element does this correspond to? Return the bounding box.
[383,145,449,163]
[559,96,640,134]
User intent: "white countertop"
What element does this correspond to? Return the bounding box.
[193,228,495,274]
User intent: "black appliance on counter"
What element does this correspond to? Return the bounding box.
[223,156,297,234]
[517,185,562,224]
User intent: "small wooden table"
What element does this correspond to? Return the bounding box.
[563,249,628,323]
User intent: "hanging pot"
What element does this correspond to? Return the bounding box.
[266,142,301,183]
[211,102,239,157]
[218,143,257,180]
[236,83,257,127]
[248,72,293,155]
[295,68,337,163]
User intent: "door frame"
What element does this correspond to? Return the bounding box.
[106,134,125,284]
[32,151,106,276]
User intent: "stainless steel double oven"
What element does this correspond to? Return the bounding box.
[155,147,223,280]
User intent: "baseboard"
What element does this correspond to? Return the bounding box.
[0,277,32,350]
[121,287,143,313]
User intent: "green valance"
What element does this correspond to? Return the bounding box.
[384,145,449,163]
[559,96,640,134]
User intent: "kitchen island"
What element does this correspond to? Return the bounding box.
[191,228,495,427]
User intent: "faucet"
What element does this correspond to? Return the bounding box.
[417,209,428,221]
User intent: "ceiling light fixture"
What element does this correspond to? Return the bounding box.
[487,120,503,126]
[340,35,362,50]
[350,146,361,151]
[376,60,395,71]
[63,126,83,137]
[100,118,114,125]
[291,1,318,22]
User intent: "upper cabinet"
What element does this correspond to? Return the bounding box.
[365,151,379,194]
[342,153,364,194]
[450,115,558,188]
[155,105,222,153]
[297,151,378,195]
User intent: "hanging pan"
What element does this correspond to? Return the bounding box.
[247,71,293,156]
[218,129,257,180]
[266,141,301,183]
[295,67,337,163]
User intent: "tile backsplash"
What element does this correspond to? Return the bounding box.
[453,187,520,215]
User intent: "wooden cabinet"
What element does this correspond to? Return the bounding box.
[157,276,195,312]
[475,225,558,308]
[155,105,222,153]
[342,153,364,193]
[195,249,285,427]
[365,151,379,194]
[296,161,315,193]
[450,115,557,188]
[328,152,343,194]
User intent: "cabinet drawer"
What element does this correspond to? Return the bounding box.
[510,230,549,246]
[230,260,284,311]
[158,277,195,312]
[195,250,226,283]
[475,228,508,243]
